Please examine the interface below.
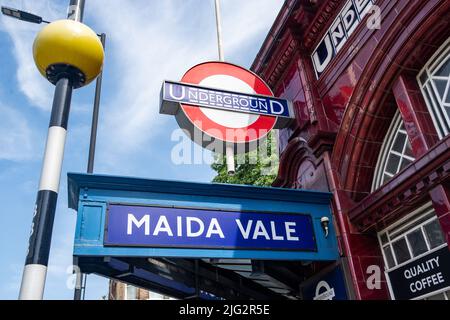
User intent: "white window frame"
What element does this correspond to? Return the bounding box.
[417,37,450,139]
[377,203,449,300]
[420,289,450,301]
[372,111,415,191]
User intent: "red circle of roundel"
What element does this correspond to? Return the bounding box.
[180,61,276,144]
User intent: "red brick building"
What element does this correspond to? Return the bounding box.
[252,0,450,300]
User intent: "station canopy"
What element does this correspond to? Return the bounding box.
[68,173,338,300]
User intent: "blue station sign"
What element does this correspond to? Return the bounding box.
[160,80,294,120]
[105,204,316,251]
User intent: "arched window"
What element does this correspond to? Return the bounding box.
[372,112,415,191]
[377,202,448,300]
[417,37,450,138]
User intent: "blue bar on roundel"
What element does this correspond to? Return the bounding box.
[162,80,293,119]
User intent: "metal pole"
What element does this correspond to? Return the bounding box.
[82,275,87,300]
[67,0,85,22]
[87,33,106,174]
[214,0,235,174]
[214,0,224,62]
[73,272,87,300]
[74,32,105,300]
[225,144,235,174]
[73,272,83,300]
[19,0,85,300]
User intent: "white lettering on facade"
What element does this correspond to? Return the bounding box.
[311,0,374,78]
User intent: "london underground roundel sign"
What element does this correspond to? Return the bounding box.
[160,61,293,153]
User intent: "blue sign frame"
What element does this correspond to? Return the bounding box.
[68,173,338,260]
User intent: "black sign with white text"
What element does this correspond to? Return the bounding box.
[387,246,450,300]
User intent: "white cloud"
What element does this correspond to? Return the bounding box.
[0,0,282,165]
[4,263,22,296]
[87,1,216,157]
[86,0,283,168]
[47,236,74,278]
[44,235,109,300]
[221,0,284,56]
[0,103,36,161]
[0,0,66,111]
[1,0,283,161]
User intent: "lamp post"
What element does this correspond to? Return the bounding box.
[1,6,50,24]
[16,0,104,299]
[2,3,107,301]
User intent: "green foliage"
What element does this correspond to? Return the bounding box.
[211,132,279,187]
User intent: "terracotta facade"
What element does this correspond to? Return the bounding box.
[252,0,450,300]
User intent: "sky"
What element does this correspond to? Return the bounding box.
[0,0,284,299]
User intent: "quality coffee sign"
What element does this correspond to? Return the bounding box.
[386,246,450,300]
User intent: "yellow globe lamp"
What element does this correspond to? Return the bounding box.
[33,19,104,88]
